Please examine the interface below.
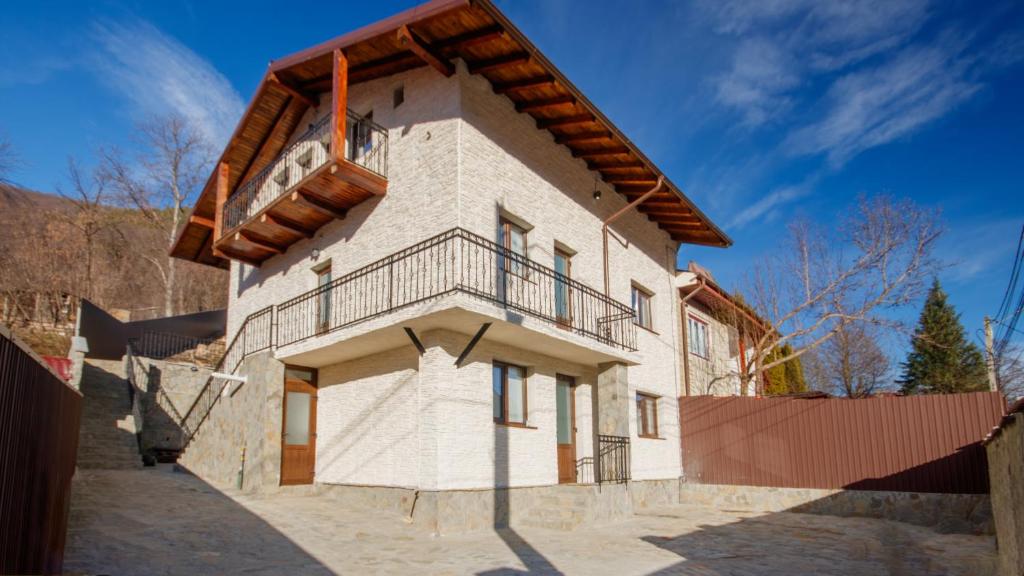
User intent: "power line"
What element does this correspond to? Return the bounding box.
[994,224,1024,356]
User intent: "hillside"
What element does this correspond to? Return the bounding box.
[0,185,227,355]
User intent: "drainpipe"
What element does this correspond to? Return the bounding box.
[680,278,706,397]
[602,176,665,297]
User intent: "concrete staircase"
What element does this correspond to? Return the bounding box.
[77,358,142,469]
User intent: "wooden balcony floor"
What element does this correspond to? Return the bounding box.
[216,160,386,265]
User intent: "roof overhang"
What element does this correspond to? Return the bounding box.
[171,0,732,268]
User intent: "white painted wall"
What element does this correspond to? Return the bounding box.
[227,60,700,489]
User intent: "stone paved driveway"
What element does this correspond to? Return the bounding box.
[65,466,996,575]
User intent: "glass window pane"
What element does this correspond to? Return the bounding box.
[507,366,525,423]
[556,382,572,444]
[645,398,656,435]
[285,367,315,382]
[510,227,526,257]
[493,365,504,420]
[285,391,311,445]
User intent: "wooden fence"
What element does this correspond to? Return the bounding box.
[679,392,1005,494]
[0,325,82,574]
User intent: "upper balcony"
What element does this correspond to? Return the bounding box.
[212,109,388,265]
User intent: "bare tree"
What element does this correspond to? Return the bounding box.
[804,322,891,397]
[996,344,1024,401]
[0,133,16,184]
[742,195,942,391]
[102,114,212,316]
[58,158,112,302]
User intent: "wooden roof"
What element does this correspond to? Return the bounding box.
[171,0,731,268]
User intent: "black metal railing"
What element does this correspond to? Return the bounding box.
[597,434,630,484]
[275,228,637,351]
[178,307,273,446]
[221,109,388,232]
[130,330,224,366]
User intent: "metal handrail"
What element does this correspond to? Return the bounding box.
[221,109,389,233]
[275,228,638,351]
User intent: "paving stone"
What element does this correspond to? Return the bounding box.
[65,466,997,576]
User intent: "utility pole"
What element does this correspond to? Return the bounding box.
[985,316,999,392]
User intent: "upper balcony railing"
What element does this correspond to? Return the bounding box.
[221,110,388,233]
[276,228,638,351]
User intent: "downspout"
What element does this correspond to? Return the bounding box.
[680,278,706,397]
[602,176,665,296]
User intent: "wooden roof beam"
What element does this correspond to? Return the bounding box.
[433,24,506,51]
[605,177,658,185]
[589,159,643,169]
[237,231,285,255]
[493,75,554,94]
[516,95,575,113]
[469,52,530,74]
[573,146,629,158]
[189,215,215,229]
[537,114,595,129]
[261,213,314,238]
[555,131,611,144]
[268,73,317,108]
[291,190,348,219]
[397,25,454,77]
[218,246,263,267]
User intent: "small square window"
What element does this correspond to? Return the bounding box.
[688,315,709,359]
[637,392,659,438]
[493,362,527,426]
[631,285,653,330]
[393,86,405,108]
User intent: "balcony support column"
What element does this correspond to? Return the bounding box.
[331,49,348,165]
[213,161,229,257]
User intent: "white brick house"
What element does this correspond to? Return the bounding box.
[170,0,731,526]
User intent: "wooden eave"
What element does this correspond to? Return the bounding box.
[171,0,730,268]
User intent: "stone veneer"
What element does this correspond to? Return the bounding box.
[177,351,284,492]
[678,482,993,535]
[128,356,214,454]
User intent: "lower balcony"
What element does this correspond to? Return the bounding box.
[272,228,638,366]
[214,110,388,265]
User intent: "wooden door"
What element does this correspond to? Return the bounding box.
[556,374,577,484]
[281,372,317,485]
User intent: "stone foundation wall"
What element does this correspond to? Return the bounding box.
[128,356,213,453]
[679,482,993,535]
[986,412,1024,576]
[314,479,674,535]
[177,351,284,492]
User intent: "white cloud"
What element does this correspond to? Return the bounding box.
[729,180,814,229]
[784,37,980,167]
[89,18,243,148]
[714,38,799,126]
[702,0,930,125]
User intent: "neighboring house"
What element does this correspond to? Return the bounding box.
[168,0,730,516]
[677,262,763,397]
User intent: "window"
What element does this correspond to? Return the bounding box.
[393,85,405,108]
[554,248,572,324]
[348,110,374,161]
[631,285,653,330]
[688,315,709,359]
[500,218,529,277]
[493,362,527,426]
[315,263,332,333]
[637,393,658,438]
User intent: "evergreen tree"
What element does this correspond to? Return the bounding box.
[763,343,808,395]
[899,279,988,394]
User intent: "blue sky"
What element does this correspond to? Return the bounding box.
[1,0,1022,356]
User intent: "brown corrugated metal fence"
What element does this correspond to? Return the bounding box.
[680,392,1005,494]
[0,326,82,574]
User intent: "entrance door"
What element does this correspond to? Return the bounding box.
[556,374,577,483]
[281,367,317,485]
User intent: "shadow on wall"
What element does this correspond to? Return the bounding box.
[483,400,563,575]
[64,466,333,575]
